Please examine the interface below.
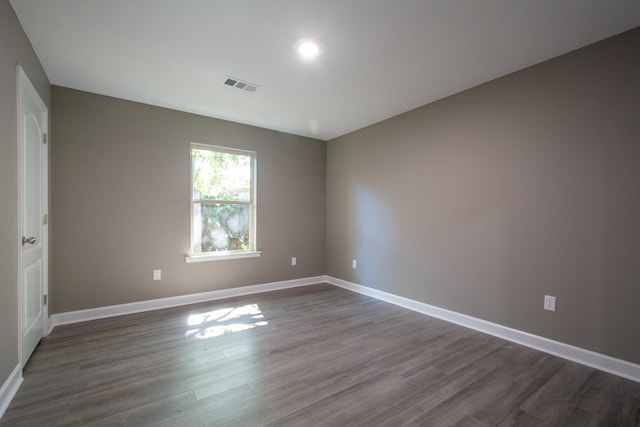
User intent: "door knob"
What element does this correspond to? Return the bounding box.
[22,236,37,246]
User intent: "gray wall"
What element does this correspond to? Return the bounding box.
[326,28,640,364]
[0,0,50,390]
[51,87,326,313]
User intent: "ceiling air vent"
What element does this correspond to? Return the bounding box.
[224,76,259,93]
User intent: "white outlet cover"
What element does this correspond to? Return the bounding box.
[153,269,161,280]
[291,257,297,266]
[352,260,357,269]
[544,295,556,312]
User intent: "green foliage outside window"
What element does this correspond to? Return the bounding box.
[191,146,254,253]
[192,149,250,201]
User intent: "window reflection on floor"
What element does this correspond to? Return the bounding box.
[185,303,268,339]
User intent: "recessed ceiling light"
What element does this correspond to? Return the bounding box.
[297,39,320,60]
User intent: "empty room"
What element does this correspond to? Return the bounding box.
[2,0,640,425]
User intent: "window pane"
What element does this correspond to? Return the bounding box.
[193,203,250,252]
[192,148,251,201]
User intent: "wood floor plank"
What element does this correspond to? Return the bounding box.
[1,283,639,426]
[519,362,594,424]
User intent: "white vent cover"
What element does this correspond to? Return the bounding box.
[224,76,259,93]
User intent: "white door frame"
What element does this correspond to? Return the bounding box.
[16,65,49,366]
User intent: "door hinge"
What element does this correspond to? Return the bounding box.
[43,295,48,305]
[43,213,48,225]
[43,133,48,144]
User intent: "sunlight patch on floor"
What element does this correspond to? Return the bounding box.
[185,303,268,339]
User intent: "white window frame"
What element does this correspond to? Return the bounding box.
[185,143,260,263]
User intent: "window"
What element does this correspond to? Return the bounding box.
[187,143,258,262]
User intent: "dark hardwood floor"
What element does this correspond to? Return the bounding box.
[2,284,639,426]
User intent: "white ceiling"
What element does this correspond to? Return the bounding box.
[10,1,640,141]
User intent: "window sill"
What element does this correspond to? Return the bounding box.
[185,251,262,263]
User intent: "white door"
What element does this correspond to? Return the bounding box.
[17,66,48,366]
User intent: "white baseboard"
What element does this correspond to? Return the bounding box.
[326,276,640,383]
[0,365,22,420]
[45,274,640,383]
[49,276,325,330]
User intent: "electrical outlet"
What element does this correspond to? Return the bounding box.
[153,269,161,281]
[544,295,556,312]
[291,257,297,266]
[352,259,357,269]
